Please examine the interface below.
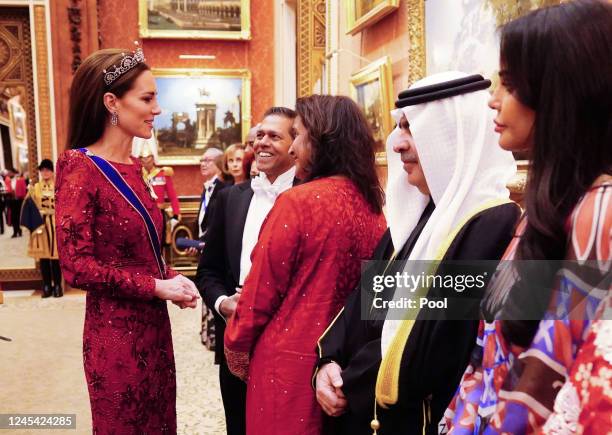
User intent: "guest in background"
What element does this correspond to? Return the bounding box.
[55,47,199,434]
[0,169,6,235]
[224,95,386,434]
[223,143,247,184]
[244,124,259,152]
[241,147,256,181]
[4,168,26,237]
[134,136,181,246]
[248,160,259,178]
[195,147,226,242]
[192,146,227,351]
[22,159,62,298]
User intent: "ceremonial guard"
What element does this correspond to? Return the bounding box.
[21,159,63,297]
[133,136,181,245]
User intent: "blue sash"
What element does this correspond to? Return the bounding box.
[78,148,166,279]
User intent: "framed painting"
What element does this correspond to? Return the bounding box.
[425,0,501,79]
[349,56,394,163]
[405,0,564,83]
[139,0,251,40]
[346,0,400,35]
[151,68,251,165]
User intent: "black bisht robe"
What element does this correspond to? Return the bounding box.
[316,201,521,435]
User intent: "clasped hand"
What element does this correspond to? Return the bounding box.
[315,362,348,417]
[154,275,199,309]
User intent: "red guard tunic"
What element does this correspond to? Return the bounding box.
[225,177,386,435]
[144,166,180,217]
[55,150,178,434]
[4,175,27,199]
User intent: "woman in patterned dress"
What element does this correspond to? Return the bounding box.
[543,292,612,433]
[441,1,612,433]
[55,48,199,434]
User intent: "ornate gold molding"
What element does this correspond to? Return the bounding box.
[0,9,37,179]
[406,0,425,85]
[297,0,326,98]
[34,5,52,161]
[345,0,399,35]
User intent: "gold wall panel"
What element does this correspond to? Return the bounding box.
[34,5,52,161]
[406,0,425,85]
[297,0,326,97]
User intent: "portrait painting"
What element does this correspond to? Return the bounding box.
[346,0,399,35]
[139,0,251,40]
[8,95,26,142]
[349,57,394,158]
[152,68,251,165]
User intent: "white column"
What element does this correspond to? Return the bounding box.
[326,0,340,95]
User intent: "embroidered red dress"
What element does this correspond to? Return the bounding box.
[55,150,178,434]
[224,177,386,435]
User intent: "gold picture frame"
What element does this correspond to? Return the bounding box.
[346,0,400,35]
[139,0,251,40]
[151,68,251,165]
[349,56,394,164]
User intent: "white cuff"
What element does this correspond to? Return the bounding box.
[214,295,229,321]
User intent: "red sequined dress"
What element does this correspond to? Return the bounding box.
[55,149,178,434]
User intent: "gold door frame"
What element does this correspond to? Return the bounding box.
[0,2,56,287]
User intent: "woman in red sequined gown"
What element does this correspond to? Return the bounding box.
[225,95,386,434]
[55,49,199,434]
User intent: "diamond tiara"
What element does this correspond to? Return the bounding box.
[103,42,146,87]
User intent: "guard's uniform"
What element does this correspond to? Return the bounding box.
[143,166,180,245]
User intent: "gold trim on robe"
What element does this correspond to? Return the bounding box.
[25,180,58,260]
[375,198,514,409]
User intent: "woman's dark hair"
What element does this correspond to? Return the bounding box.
[67,48,151,149]
[242,147,255,180]
[295,95,384,214]
[499,0,612,346]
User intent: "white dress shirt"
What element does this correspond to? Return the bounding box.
[214,166,296,318]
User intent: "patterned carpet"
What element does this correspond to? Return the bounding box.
[0,292,225,434]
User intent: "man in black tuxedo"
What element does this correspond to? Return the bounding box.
[190,147,226,350]
[194,147,226,243]
[195,107,299,435]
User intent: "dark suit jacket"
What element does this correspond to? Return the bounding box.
[194,178,228,241]
[195,180,254,364]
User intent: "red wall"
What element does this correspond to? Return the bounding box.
[52,1,274,196]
